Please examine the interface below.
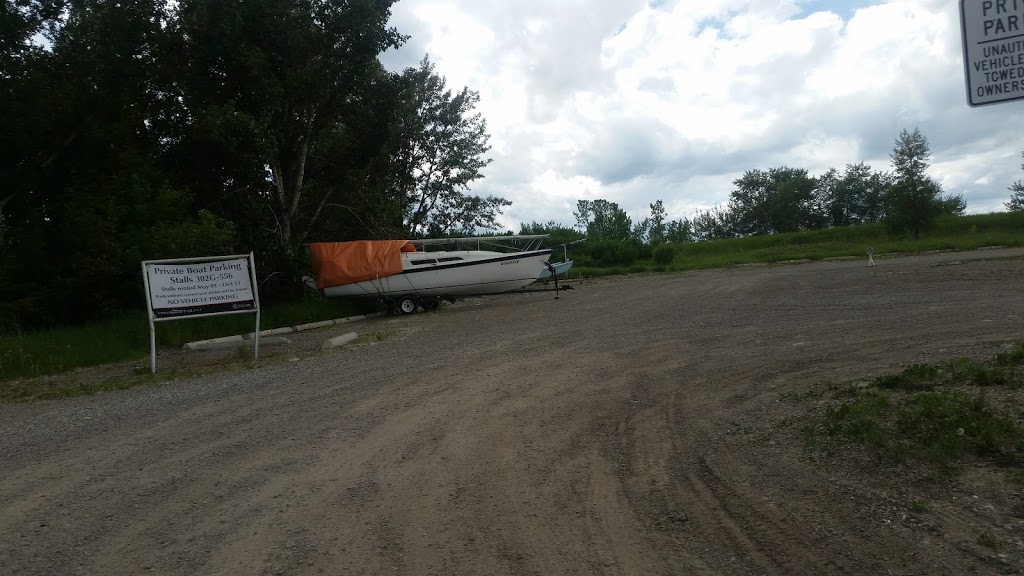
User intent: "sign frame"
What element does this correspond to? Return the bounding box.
[141,252,261,373]
[960,0,1024,107]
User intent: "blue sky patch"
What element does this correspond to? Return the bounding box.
[796,0,878,19]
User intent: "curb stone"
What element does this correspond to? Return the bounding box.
[182,335,243,350]
[186,311,386,350]
[323,332,359,349]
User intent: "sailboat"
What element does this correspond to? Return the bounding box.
[305,235,554,314]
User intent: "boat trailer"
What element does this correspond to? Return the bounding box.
[383,261,574,315]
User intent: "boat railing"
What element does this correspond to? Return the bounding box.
[408,234,551,253]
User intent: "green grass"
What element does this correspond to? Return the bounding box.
[568,212,1024,277]
[874,364,941,391]
[0,296,380,383]
[807,343,1024,469]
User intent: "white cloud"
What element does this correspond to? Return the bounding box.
[382,0,1024,228]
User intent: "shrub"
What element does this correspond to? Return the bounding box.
[581,240,639,267]
[652,243,675,265]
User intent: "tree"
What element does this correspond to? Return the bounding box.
[728,167,823,235]
[691,206,736,241]
[0,0,60,243]
[574,199,632,240]
[1008,184,1024,211]
[0,0,238,326]
[1006,152,1024,211]
[884,128,948,239]
[397,57,506,236]
[939,193,967,216]
[519,220,583,245]
[165,0,407,265]
[630,201,669,244]
[646,200,668,244]
[664,218,693,243]
[819,163,892,227]
[631,219,649,244]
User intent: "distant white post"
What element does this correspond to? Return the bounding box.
[866,247,875,267]
[141,253,261,373]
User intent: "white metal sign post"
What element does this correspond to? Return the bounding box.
[961,0,1024,106]
[141,253,261,373]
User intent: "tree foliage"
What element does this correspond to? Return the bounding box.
[165,0,407,265]
[0,0,504,329]
[0,0,240,325]
[820,163,891,226]
[519,220,584,246]
[664,218,693,243]
[691,206,736,242]
[398,57,504,236]
[728,167,823,235]
[574,199,632,241]
[884,128,963,238]
[1006,152,1024,212]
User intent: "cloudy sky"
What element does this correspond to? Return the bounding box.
[379,0,1024,230]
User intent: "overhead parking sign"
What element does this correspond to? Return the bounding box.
[961,0,1024,106]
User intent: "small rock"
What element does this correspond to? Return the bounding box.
[667,510,689,524]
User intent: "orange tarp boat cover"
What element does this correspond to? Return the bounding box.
[309,240,415,289]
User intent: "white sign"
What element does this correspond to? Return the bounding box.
[141,253,261,373]
[961,0,1024,106]
[145,257,255,318]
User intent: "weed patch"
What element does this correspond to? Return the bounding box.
[874,364,940,391]
[947,357,1009,387]
[995,344,1024,367]
[806,345,1024,469]
[895,391,1022,466]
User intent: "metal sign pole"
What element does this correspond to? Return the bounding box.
[141,261,158,373]
[250,252,261,361]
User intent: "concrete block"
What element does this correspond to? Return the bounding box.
[323,332,359,349]
[256,336,291,346]
[183,335,245,351]
[243,327,295,339]
[293,320,335,332]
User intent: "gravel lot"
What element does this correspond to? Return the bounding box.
[2,248,1023,575]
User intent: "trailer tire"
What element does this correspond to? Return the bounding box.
[421,298,440,311]
[397,296,418,315]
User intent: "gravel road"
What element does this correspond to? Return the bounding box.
[2,249,1023,575]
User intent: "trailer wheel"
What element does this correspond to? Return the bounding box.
[397,296,418,315]
[420,298,440,311]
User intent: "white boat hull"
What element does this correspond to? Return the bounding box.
[318,249,552,299]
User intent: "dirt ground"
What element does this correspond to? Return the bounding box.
[2,248,1023,575]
